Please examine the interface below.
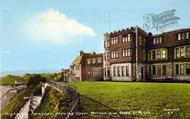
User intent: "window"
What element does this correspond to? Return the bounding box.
[157,50,161,59]
[126,66,129,76]
[175,46,190,58]
[122,49,131,57]
[111,37,119,44]
[153,38,156,44]
[162,65,166,75]
[117,66,120,76]
[122,37,126,42]
[149,66,151,75]
[128,49,131,56]
[176,63,190,75]
[127,34,131,41]
[111,51,119,58]
[162,50,166,59]
[180,64,185,75]
[92,68,102,77]
[176,48,180,58]
[157,65,161,76]
[152,51,156,60]
[178,34,181,40]
[121,66,125,76]
[152,65,156,75]
[176,64,179,75]
[159,37,163,43]
[177,32,189,40]
[180,47,185,57]
[98,58,102,63]
[113,67,116,76]
[87,59,91,64]
[149,49,167,60]
[181,33,186,39]
[186,46,190,57]
[153,37,162,44]
[92,59,96,64]
[187,32,189,39]
[105,41,110,48]
[107,68,110,77]
[150,64,167,76]
[107,41,110,47]
[186,64,190,74]
[122,34,131,43]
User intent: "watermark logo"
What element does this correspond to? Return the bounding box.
[143,9,180,31]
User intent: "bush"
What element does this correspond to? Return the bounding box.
[27,74,46,87]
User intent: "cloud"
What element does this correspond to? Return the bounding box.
[23,9,95,43]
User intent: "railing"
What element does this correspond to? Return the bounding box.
[1,85,26,100]
[46,80,79,119]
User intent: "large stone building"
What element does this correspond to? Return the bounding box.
[70,50,103,81]
[146,28,190,81]
[104,26,148,81]
[103,26,190,81]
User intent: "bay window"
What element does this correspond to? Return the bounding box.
[175,63,190,75]
[175,45,190,58]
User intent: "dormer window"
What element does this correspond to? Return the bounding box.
[153,37,163,44]
[177,32,189,40]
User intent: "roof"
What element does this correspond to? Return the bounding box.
[71,55,83,66]
[70,51,103,66]
[153,28,190,37]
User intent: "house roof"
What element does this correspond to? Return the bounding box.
[71,55,83,66]
[70,51,103,66]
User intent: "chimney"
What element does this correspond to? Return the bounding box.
[91,51,96,55]
[79,50,84,56]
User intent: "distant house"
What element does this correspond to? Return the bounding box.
[70,50,103,81]
[54,69,70,82]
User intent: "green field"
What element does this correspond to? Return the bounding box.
[71,82,190,119]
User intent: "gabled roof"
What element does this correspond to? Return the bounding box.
[70,51,103,66]
[71,55,83,66]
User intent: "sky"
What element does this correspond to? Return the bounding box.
[0,0,190,72]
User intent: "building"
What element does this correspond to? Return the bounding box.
[104,26,190,81]
[70,50,103,81]
[146,28,190,81]
[54,69,71,82]
[104,26,148,81]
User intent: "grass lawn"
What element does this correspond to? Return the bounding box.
[70,81,190,119]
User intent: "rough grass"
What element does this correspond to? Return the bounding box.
[71,81,190,119]
[0,75,29,85]
[31,87,72,119]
